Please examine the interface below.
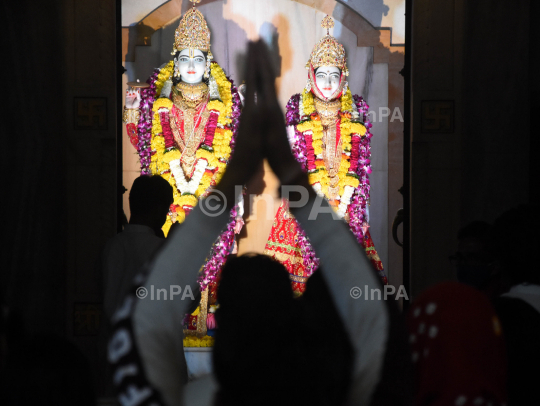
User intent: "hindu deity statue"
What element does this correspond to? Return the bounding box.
[264,16,387,295]
[122,0,243,343]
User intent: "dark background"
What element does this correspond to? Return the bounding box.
[1,0,538,398]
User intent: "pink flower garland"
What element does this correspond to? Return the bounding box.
[285,92,386,282]
[349,134,361,173]
[284,94,319,276]
[296,224,319,276]
[304,132,316,171]
[203,111,218,148]
[136,70,159,175]
[196,81,243,291]
[228,78,242,155]
[132,70,243,292]
[347,95,373,246]
[159,110,175,150]
[286,94,309,171]
[198,205,238,290]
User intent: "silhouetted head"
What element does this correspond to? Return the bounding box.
[457,221,491,244]
[491,204,540,286]
[128,175,173,234]
[213,255,352,406]
[299,270,354,405]
[452,221,493,289]
[4,335,95,406]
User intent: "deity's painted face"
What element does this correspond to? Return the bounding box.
[315,66,341,99]
[177,49,206,84]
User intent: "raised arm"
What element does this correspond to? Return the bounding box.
[109,42,266,406]
[258,42,391,405]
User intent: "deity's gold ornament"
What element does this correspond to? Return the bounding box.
[172,82,209,109]
[313,97,342,199]
[306,16,348,76]
[172,0,212,59]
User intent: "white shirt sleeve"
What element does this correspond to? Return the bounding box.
[291,196,389,406]
[132,205,231,406]
[129,196,388,406]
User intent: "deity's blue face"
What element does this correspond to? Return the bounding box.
[177,49,206,84]
[315,66,341,99]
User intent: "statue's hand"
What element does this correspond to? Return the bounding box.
[125,88,141,109]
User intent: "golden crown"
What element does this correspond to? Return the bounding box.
[307,16,348,75]
[172,0,211,56]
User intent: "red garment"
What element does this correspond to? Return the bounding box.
[362,229,386,284]
[263,202,306,295]
[126,122,138,147]
[407,282,507,406]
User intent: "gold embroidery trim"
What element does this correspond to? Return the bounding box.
[170,90,211,176]
[122,107,140,125]
[315,98,342,200]
[173,82,209,109]
[314,98,340,127]
[183,286,208,338]
[263,249,304,265]
[289,274,308,283]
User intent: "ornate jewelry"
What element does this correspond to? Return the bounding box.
[173,55,181,78]
[208,75,222,101]
[170,82,210,176]
[122,107,140,124]
[183,286,208,338]
[204,50,213,79]
[172,0,211,57]
[172,82,209,109]
[306,16,348,76]
[314,97,342,200]
[304,78,312,93]
[314,97,340,127]
[289,274,308,283]
[179,106,210,176]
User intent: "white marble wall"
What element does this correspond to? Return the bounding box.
[123,0,390,277]
[122,0,406,43]
[339,0,405,44]
[122,0,168,26]
[367,63,388,270]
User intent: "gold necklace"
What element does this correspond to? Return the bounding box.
[314,97,341,127]
[314,97,342,200]
[170,82,210,177]
[172,82,209,109]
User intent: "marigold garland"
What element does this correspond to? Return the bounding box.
[129,59,244,335]
[148,62,236,222]
[135,59,241,284]
[286,88,386,282]
[209,63,233,125]
[296,89,362,200]
[195,170,214,197]
[340,89,354,114]
[183,335,215,347]
[301,88,315,116]
[294,91,361,207]
[156,61,174,97]
[153,98,174,111]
